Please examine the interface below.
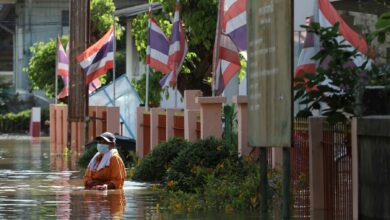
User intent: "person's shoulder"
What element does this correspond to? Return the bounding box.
[110,150,123,161]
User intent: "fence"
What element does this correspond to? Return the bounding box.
[290,118,352,220]
[292,118,310,219]
[49,104,120,154]
[323,122,352,220]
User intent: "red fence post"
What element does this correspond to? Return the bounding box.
[166,108,181,140]
[173,114,184,138]
[136,107,145,158]
[50,105,56,154]
[150,108,164,150]
[158,113,166,144]
[143,113,151,156]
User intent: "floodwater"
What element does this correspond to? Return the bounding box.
[0,136,261,219]
[0,136,159,219]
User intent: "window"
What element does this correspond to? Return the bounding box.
[61,10,69,27]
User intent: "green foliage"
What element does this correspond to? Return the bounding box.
[25,0,123,97]
[132,138,190,182]
[167,137,234,192]
[131,71,164,107]
[294,22,369,124]
[370,11,390,43]
[78,144,97,168]
[132,136,282,212]
[131,0,223,95]
[0,80,11,113]
[90,0,124,40]
[26,36,68,97]
[159,156,282,212]
[0,108,49,134]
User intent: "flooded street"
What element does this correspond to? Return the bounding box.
[0,136,158,219]
[0,136,260,219]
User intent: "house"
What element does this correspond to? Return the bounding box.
[0,0,146,97]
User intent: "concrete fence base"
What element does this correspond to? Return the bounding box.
[49,104,120,155]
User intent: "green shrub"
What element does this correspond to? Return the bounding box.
[132,137,190,182]
[0,108,50,134]
[167,137,234,192]
[78,144,98,168]
[0,109,31,133]
[159,156,282,212]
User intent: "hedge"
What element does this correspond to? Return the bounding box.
[0,108,49,134]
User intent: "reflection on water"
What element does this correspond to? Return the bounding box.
[0,136,158,219]
[0,136,260,219]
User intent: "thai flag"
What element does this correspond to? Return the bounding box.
[222,0,246,52]
[214,33,241,95]
[213,0,241,96]
[56,37,69,99]
[89,78,102,94]
[146,15,171,75]
[295,0,369,78]
[160,0,188,88]
[77,26,114,85]
[56,39,101,99]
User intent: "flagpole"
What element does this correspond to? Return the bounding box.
[212,0,223,97]
[112,16,117,107]
[174,63,177,108]
[146,3,152,112]
[55,37,59,104]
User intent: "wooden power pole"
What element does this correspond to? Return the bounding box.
[68,0,90,150]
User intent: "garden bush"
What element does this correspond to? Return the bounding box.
[159,156,282,212]
[77,144,98,168]
[166,137,235,192]
[132,137,190,182]
[0,109,31,133]
[0,108,50,134]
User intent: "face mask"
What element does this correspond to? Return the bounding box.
[97,143,110,154]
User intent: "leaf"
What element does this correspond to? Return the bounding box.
[294,89,305,101]
[296,109,313,118]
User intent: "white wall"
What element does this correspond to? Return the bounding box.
[15,0,69,92]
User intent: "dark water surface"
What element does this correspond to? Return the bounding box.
[0,136,260,219]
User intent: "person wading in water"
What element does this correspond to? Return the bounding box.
[84,132,126,190]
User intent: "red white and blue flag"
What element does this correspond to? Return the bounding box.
[57,38,101,99]
[213,0,242,95]
[160,0,188,88]
[146,15,171,75]
[77,26,114,85]
[222,0,247,52]
[213,33,241,95]
[295,0,369,78]
[56,37,69,99]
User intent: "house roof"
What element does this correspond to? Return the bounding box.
[114,2,162,18]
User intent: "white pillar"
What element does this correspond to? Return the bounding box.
[126,19,140,80]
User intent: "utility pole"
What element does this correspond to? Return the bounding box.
[68,0,90,150]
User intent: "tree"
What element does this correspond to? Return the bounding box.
[131,0,219,97]
[25,0,123,98]
[294,23,370,124]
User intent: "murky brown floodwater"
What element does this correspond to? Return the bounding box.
[0,136,260,219]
